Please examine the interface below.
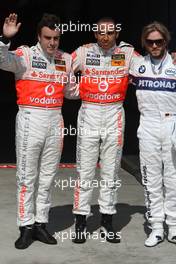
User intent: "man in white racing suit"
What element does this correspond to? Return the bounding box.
[0,13,77,249]
[130,21,176,247]
[71,17,137,243]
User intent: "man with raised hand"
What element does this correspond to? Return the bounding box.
[130,21,176,247]
[71,17,138,243]
[0,13,77,249]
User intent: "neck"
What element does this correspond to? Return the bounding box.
[37,42,54,60]
[98,43,116,53]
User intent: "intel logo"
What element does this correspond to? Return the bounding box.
[165,68,176,75]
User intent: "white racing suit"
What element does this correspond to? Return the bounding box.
[0,40,76,226]
[72,42,135,215]
[130,53,176,227]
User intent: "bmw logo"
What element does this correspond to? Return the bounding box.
[138,65,146,74]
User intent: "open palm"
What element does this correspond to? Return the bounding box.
[3,13,21,38]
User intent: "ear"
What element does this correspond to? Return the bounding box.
[94,32,98,40]
[38,34,41,42]
[115,32,119,39]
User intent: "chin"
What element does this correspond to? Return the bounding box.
[152,52,161,58]
[47,51,55,56]
[102,46,110,50]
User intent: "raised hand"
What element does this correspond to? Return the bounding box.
[3,13,21,38]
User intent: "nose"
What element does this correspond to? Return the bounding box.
[103,33,109,40]
[50,38,55,45]
[152,42,157,48]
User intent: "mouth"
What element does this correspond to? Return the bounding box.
[47,48,55,53]
[101,43,110,48]
[151,49,160,52]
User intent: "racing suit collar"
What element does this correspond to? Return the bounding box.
[36,42,55,62]
[147,51,169,75]
[147,50,169,66]
[96,43,117,56]
[147,51,170,66]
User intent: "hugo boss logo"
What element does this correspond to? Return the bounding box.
[86,58,100,66]
[32,61,47,69]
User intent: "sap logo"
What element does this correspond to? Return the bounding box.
[165,68,176,76]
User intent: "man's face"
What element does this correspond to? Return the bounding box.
[38,26,60,56]
[94,21,119,50]
[144,31,166,59]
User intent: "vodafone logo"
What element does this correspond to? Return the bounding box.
[45,84,55,96]
[98,81,109,92]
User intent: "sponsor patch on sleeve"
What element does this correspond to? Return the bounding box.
[55,65,66,71]
[55,59,66,71]
[111,54,125,66]
[54,59,66,65]
[15,48,24,57]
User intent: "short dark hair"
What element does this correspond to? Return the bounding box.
[37,13,60,35]
[96,17,116,27]
[141,21,171,48]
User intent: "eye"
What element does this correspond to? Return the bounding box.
[97,31,115,36]
[54,37,60,41]
[107,31,115,35]
[45,36,51,40]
